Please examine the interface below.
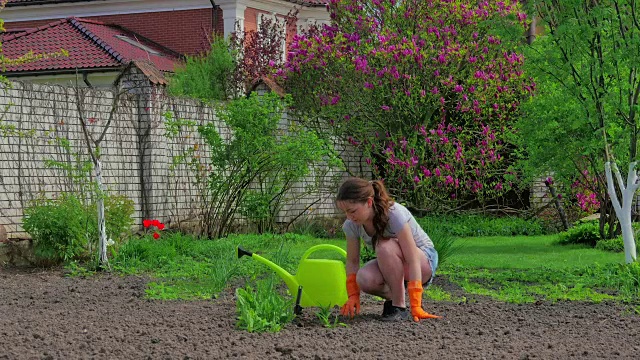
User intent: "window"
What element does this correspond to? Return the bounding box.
[258,12,287,62]
[115,35,161,56]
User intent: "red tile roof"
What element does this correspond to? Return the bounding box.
[2,17,182,74]
[6,0,329,6]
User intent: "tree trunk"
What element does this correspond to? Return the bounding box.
[605,161,638,264]
[95,158,109,268]
[545,182,570,231]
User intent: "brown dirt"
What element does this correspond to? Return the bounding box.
[1,267,640,360]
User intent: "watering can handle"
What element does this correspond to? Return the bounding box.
[300,244,347,261]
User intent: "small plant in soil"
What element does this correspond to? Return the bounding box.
[235,276,295,333]
[315,305,346,328]
[424,285,460,302]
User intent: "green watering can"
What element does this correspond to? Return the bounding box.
[237,244,348,314]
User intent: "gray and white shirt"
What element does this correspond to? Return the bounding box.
[342,202,434,250]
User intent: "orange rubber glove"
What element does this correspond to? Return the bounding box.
[340,273,360,317]
[408,280,441,322]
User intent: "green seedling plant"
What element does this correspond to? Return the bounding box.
[236,276,296,333]
[315,305,346,328]
[424,285,466,303]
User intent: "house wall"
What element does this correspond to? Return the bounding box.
[0,75,363,242]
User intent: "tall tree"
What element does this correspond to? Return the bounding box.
[519,0,640,262]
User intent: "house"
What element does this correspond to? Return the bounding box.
[1,17,183,86]
[2,0,330,57]
[1,0,329,87]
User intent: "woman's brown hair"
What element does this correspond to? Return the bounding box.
[336,177,394,249]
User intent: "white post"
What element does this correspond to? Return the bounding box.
[218,2,247,39]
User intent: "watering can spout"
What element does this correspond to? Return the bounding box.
[236,246,300,295]
[237,246,253,259]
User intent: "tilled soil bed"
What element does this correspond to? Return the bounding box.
[1,267,639,360]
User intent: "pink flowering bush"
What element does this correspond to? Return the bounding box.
[279,0,534,209]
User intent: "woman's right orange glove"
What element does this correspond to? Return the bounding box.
[340,273,360,317]
[408,280,441,322]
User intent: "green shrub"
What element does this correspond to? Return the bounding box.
[594,234,640,253]
[23,193,89,264]
[101,194,135,243]
[23,192,135,264]
[416,214,544,238]
[191,92,340,238]
[595,237,625,253]
[167,35,236,101]
[558,221,603,247]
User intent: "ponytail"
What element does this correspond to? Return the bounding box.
[370,180,394,249]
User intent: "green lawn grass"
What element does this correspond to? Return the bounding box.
[445,235,624,270]
[435,235,638,305]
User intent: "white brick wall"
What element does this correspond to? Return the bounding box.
[0,75,361,240]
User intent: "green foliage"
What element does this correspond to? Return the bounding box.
[558,221,604,247]
[24,194,88,264]
[101,194,135,242]
[441,235,635,304]
[194,92,341,237]
[44,137,94,195]
[517,0,640,246]
[64,261,97,277]
[442,260,640,304]
[236,277,296,333]
[23,192,134,265]
[423,285,465,302]
[594,229,640,253]
[417,214,545,238]
[115,234,236,300]
[425,226,458,266]
[107,229,640,312]
[112,232,336,300]
[359,242,376,264]
[595,237,626,253]
[167,36,236,101]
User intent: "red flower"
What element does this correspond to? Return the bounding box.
[157,223,165,230]
[143,219,152,228]
[153,232,160,240]
[151,219,161,227]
